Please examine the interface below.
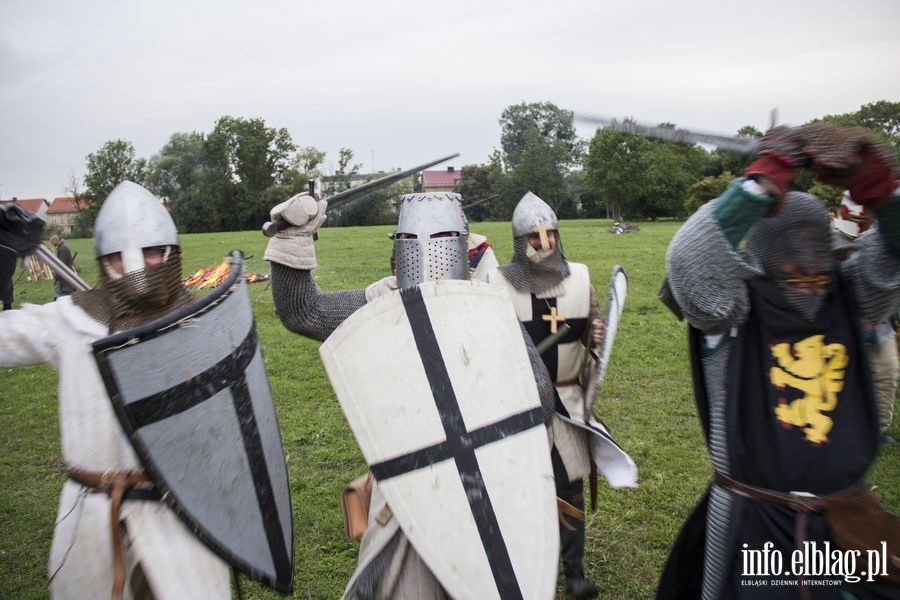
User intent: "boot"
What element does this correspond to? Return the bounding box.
[565,575,599,599]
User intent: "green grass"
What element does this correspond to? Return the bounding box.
[1,221,897,599]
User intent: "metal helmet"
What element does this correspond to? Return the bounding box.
[393,192,468,289]
[512,191,558,240]
[94,180,178,274]
[499,191,569,295]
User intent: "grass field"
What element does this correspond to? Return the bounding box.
[1,220,897,599]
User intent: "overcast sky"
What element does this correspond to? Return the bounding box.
[2,0,899,202]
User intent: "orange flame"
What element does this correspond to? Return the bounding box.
[183,261,270,289]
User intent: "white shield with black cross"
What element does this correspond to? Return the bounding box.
[320,279,558,600]
[92,252,293,593]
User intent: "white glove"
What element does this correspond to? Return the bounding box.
[264,192,328,270]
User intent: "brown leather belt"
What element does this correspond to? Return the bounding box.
[713,470,868,600]
[67,467,157,600]
[557,496,585,531]
[713,470,826,513]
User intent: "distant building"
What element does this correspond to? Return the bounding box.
[46,197,87,236]
[0,197,50,220]
[422,166,461,192]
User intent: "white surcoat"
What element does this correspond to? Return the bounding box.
[0,297,229,599]
[489,264,637,488]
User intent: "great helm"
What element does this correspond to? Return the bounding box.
[94,180,178,275]
[393,192,468,289]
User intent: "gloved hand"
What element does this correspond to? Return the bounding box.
[0,203,45,256]
[263,192,328,270]
[761,121,900,209]
[811,145,897,209]
[743,152,797,200]
[742,125,808,200]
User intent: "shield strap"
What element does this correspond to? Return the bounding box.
[367,286,545,600]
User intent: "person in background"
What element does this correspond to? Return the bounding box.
[49,233,76,297]
[832,191,899,445]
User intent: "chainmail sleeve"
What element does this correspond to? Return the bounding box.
[520,321,556,428]
[270,262,367,342]
[840,225,900,324]
[581,285,602,347]
[665,200,757,334]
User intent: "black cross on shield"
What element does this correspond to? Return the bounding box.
[368,286,543,599]
[92,253,293,593]
[320,279,559,600]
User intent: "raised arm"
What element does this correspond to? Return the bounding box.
[264,192,366,341]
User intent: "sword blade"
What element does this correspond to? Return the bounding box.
[326,152,460,211]
[263,152,460,236]
[575,113,759,154]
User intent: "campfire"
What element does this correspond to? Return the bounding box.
[183,261,270,289]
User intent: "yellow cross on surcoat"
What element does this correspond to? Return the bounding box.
[542,306,566,334]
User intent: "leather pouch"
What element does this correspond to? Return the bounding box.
[340,473,373,541]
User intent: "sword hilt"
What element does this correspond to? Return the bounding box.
[535,323,572,354]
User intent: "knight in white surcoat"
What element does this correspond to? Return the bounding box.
[0,181,230,599]
[266,190,559,599]
[488,191,638,600]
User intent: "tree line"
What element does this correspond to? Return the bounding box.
[70,101,900,236]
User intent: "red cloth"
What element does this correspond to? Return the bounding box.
[742,152,796,198]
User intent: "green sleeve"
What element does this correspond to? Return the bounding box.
[713,179,776,248]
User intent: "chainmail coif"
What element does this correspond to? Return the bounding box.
[73,246,194,333]
[498,234,571,296]
[744,192,834,322]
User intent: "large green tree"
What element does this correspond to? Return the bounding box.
[203,116,297,231]
[499,101,584,171]
[145,132,207,202]
[640,137,708,219]
[454,153,506,221]
[145,131,219,233]
[506,128,575,216]
[587,122,747,221]
[584,126,652,222]
[76,139,147,236]
[496,101,585,218]
[144,118,316,233]
[820,100,900,158]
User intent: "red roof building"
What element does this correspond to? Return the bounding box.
[0,197,50,219]
[46,197,88,236]
[422,166,462,192]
